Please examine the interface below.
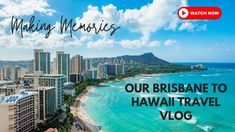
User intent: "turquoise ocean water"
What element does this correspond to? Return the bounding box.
[86,63,235,132]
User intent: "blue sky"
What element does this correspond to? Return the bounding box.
[0,0,234,62]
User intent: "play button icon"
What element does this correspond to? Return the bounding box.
[178,8,189,19]
[178,7,222,20]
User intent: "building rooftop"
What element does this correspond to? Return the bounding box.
[35,87,55,90]
[0,81,14,86]
[64,82,74,85]
[64,82,75,90]
[0,84,24,89]
[1,91,37,104]
[24,73,64,77]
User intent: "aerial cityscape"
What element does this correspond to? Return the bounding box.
[0,49,128,131]
[1,0,235,132]
[0,48,204,131]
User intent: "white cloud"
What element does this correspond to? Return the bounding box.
[196,24,207,31]
[164,39,178,46]
[0,17,11,34]
[179,22,207,32]
[75,0,190,49]
[87,39,114,49]
[75,4,123,37]
[123,0,186,36]
[0,0,84,49]
[120,39,144,49]
[120,36,160,49]
[0,18,84,49]
[0,31,83,49]
[179,22,195,31]
[148,40,161,48]
[0,0,56,17]
[0,0,207,49]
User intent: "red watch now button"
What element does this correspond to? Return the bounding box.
[178,7,222,20]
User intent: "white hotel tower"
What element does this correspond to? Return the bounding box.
[0,91,38,132]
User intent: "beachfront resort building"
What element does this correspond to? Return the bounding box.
[0,91,38,132]
[70,73,83,83]
[83,69,98,80]
[63,82,75,96]
[97,64,108,79]
[82,58,93,71]
[26,87,56,121]
[23,71,65,109]
[106,64,124,77]
[97,64,125,79]
[0,80,57,122]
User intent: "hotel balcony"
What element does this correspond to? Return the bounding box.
[8,115,16,120]
[8,124,15,131]
[8,106,16,111]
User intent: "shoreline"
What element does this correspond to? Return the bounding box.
[70,72,197,132]
[71,77,132,132]
[71,86,101,132]
[70,74,165,132]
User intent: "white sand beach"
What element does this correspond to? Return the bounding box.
[71,86,101,132]
[71,77,130,131]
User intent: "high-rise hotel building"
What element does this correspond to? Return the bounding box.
[55,51,70,82]
[107,64,125,77]
[71,55,83,74]
[97,64,125,79]
[24,71,64,109]
[0,91,38,132]
[26,87,56,121]
[97,64,108,79]
[82,58,92,71]
[34,49,50,74]
[70,55,83,83]
[0,80,56,122]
